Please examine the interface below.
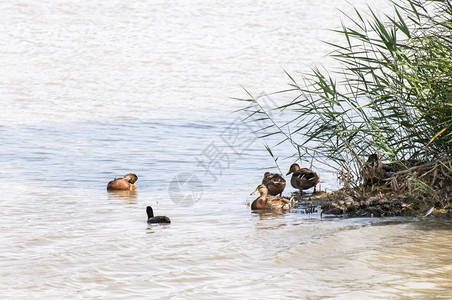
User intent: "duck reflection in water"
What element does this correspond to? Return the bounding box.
[107,189,138,201]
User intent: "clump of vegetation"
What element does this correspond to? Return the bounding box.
[239,0,452,216]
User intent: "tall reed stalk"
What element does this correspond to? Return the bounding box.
[239,0,452,187]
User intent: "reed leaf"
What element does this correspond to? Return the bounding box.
[238,0,452,186]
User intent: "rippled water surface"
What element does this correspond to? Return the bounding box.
[1,0,451,299]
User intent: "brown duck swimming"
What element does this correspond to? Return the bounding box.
[107,173,138,191]
[250,184,291,211]
[262,172,286,196]
[286,163,320,192]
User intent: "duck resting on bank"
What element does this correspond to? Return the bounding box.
[250,184,292,211]
[107,173,138,191]
[361,153,393,185]
[286,163,320,193]
[262,172,286,196]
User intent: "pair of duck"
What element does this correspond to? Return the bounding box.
[107,173,171,224]
[250,163,320,211]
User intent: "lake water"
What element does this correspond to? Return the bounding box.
[1,0,451,298]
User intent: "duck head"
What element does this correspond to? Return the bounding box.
[124,173,138,184]
[286,163,300,175]
[250,184,269,197]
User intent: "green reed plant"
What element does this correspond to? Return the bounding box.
[239,0,452,186]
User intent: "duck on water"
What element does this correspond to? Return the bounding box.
[250,184,292,211]
[262,172,286,196]
[146,206,171,224]
[107,173,138,191]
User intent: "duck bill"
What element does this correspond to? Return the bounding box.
[250,188,259,195]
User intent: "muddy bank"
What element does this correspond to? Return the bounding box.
[295,188,452,218]
[299,157,452,218]
[318,188,451,218]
